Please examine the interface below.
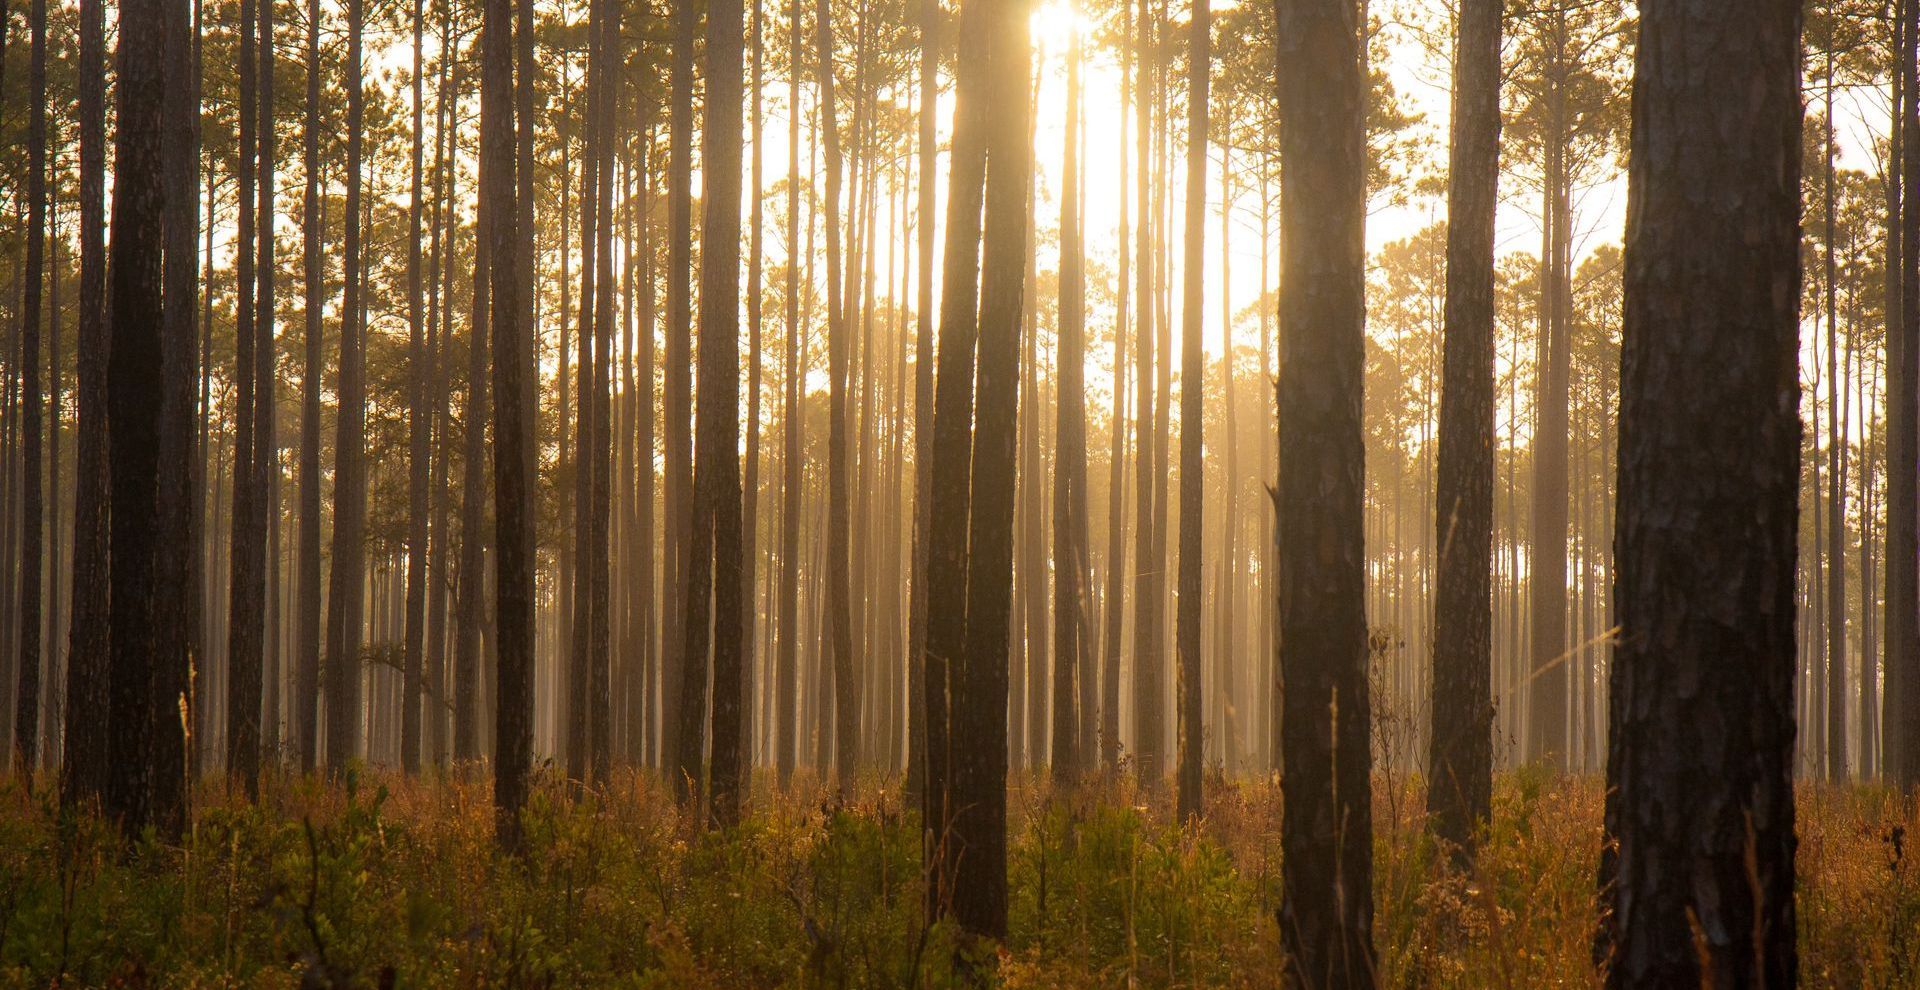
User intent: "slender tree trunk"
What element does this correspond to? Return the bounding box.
[740,0,765,783]
[1174,0,1207,821]
[813,0,859,792]
[1597,3,1802,982]
[1273,0,1374,983]
[325,0,370,770]
[1890,0,1920,788]
[227,0,262,786]
[778,0,804,787]
[1051,7,1087,786]
[484,0,533,848]
[402,0,430,775]
[1132,0,1161,786]
[697,0,746,823]
[295,0,325,773]
[661,0,696,780]
[13,0,47,779]
[62,0,110,807]
[1101,14,1132,775]
[1427,0,1499,857]
[1826,64,1849,781]
[905,0,939,801]
[455,64,494,766]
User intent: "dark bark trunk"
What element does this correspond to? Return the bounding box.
[1272,0,1374,983]
[296,0,325,774]
[1597,4,1802,984]
[105,0,189,839]
[61,0,110,807]
[1889,0,1920,788]
[661,0,696,780]
[402,0,430,775]
[485,0,533,849]
[1427,0,1499,859]
[814,0,858,792]
[698,0,746,824]
[13,0,47,780]
[326,0,369,770]
[227,0,263,787]
[951,0,1030,942]
[922,0,990,924]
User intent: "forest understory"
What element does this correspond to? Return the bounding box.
[0,768,1911,989]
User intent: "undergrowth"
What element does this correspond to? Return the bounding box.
[0,768,1912,988]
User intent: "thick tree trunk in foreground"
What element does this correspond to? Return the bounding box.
[951,0,1031,941]
[922,0,989,925]
[1427,0,1499,860]
[105,0,188,840]
[1597,2,1802,985]
[1272,0,1374,984]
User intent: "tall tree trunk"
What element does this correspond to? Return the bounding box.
[326,0,369,770]
[661,0,696,779]
[1890,0,1920,788]
[13,0,47,779]
[814,0,858,792]
[1131,0,1161,786]
[923,0,991,923]
[106,0,191,839]
[1273,0,1373,984]
[778,0,805,787]
[1173,0,1207,821]
[906,0,939,801]
[484,0,533,848]
[234,0,277,791]
[741,0,764,780]
[1427,0,1499,858]
[1051,6,1087,786]
[1100,11,1132,775]
[455,61,494,766]
[62,0,110,807]
[402,0,430,775]
[698,0,746,823]
[589,0,617,782]
[296,0,325,773]
[1597,2,1801,982]
[227,0,262,786]
[951,0,1030,941]
[1826,62,1848,781]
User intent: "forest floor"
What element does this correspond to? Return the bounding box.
[0,766,1913,988]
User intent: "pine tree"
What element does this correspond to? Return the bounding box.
[1597,1,1802,981]
[1272,0,1374,984]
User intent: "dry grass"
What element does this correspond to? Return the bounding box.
[0,767,1912,988]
